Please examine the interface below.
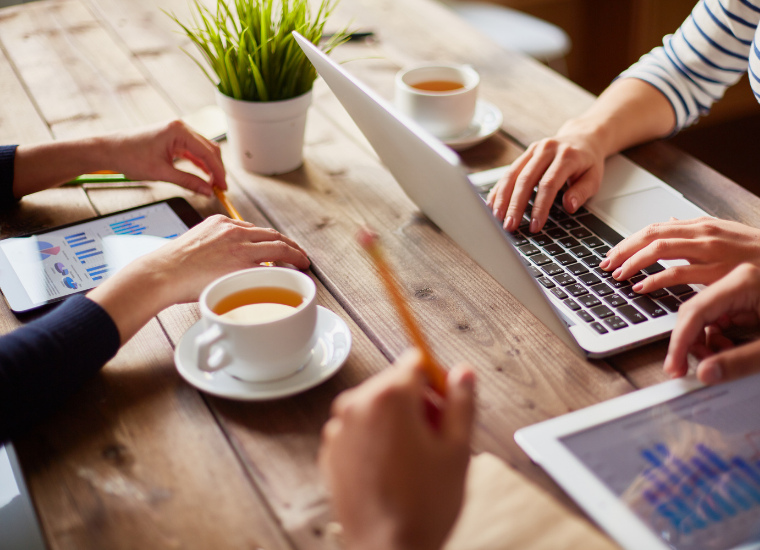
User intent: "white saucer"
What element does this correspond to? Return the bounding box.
[174,306,351,401]
[442,99,503,151]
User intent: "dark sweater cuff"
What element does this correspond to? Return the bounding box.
[0,145,19,207]
[46,295,122,364]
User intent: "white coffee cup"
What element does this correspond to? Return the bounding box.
[394,64,480,139]
[195,267,317,382]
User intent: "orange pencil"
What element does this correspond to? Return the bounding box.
[357,227,447,396]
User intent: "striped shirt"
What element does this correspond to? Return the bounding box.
[620,0,760,131]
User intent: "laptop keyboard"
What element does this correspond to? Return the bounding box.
[477,187,697,335]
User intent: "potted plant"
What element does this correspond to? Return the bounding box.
[169,0,348,175]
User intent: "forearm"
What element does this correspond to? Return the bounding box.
[558,78,676,159]
[87,257,175,345]
[13,137,118,197]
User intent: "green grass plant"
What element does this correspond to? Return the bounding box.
[167,0,349,102]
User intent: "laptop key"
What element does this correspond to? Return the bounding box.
[595,245,611,256]
[531,254,552,266]
[630,274,646,284]
[619,287,640,299]
[667,284,693,296]
[577,273,601,286]
[658,295,681,312]
[590,283,614,296]
[546,227,568,239]
[576,214,624,246]
[590,321,608,334]
[594,268,612,278]
[680,292,696,302]
[529,266,542,277]
[578,294,601,308]
[560,219,581,230]
[567,284,588,297]
[509,234,529,246]
[554,253,576,266]
[582,236,605,248]
[590,305,614,319]
[570,227,592,239]
[575,206,589,215]
[603,316,629,331]
[541,263,564,276]
[632,296,667,318]
[553,273,576,286]
[604,294,627,308]
[582,256,602,268]
[543,243,564,256]
[566,264,589,276]
[607,278,632,290]
[519,244,540,256]
[544,219,557,229]
[563,298,581,311]
[550,287,568,300]
[576,310,594,323]
[558,236,580,248]
[549,205,569,220]
[617,304,647,324]
[648,288,669,299]
[519,216,531,228]
[569,246,593,258]
[642,263,666,275]
[538,276,555,289]
[531,234,553,247]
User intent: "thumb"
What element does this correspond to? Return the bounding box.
[441,364,475,444]
[159,166,213,196]
[697,339,760,384]
[564,167,600,213]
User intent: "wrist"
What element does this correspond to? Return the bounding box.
[556,116,613,159]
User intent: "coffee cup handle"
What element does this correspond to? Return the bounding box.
[195,324,229,372]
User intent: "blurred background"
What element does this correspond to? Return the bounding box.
[1,0,757,194]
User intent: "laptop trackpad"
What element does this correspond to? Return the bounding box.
[592,187,707,235]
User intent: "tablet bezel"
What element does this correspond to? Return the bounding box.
[515,376,707,550]
[0,197,203,313]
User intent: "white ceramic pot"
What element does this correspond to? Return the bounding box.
[215,90,312,175]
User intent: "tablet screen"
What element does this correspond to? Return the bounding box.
[561,375,760,550]
[0,202,189,306]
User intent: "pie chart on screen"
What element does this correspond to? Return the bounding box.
[37,241,60,260]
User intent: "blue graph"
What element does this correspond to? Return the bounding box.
[110,216,147,236]
[86,264,108,279]
[640,443,760,535]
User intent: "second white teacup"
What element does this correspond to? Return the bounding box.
[394,64,480,139]
[195,267,317,382]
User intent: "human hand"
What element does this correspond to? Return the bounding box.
[319,349,476,550]
[88,215,309,343]
[104,120,227,196]
[599,218,760,293]
[487,123,606,233]
[664,263,760,384]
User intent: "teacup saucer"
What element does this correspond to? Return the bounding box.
[442,99,503,152]
[174,306,351,401]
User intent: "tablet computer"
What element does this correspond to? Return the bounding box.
[515,374,760,550]
[0,198,203,312]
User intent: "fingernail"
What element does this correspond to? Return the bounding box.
[702,362,724,384]
[612,268,622,279]
[569,196,578,212]
[504,216,514,231]
[599,258,610,269]
[632,283,643,292]
[530,218,539,233]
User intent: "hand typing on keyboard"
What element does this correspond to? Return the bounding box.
[665,264,760,385]
[599,218,760,293]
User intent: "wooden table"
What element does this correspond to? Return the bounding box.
[1,0,759,548]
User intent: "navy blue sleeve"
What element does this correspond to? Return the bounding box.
[0,295,121,444]
[0,145,19,207]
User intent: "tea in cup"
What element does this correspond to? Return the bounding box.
[394,64,480,139]
[195,267,317,382]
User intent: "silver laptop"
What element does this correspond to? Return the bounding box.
[294,32,709,358]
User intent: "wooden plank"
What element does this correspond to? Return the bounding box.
[14,319,293,550]
[0,0,177,139]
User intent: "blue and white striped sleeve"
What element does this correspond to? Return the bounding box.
[618,0,760,132]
